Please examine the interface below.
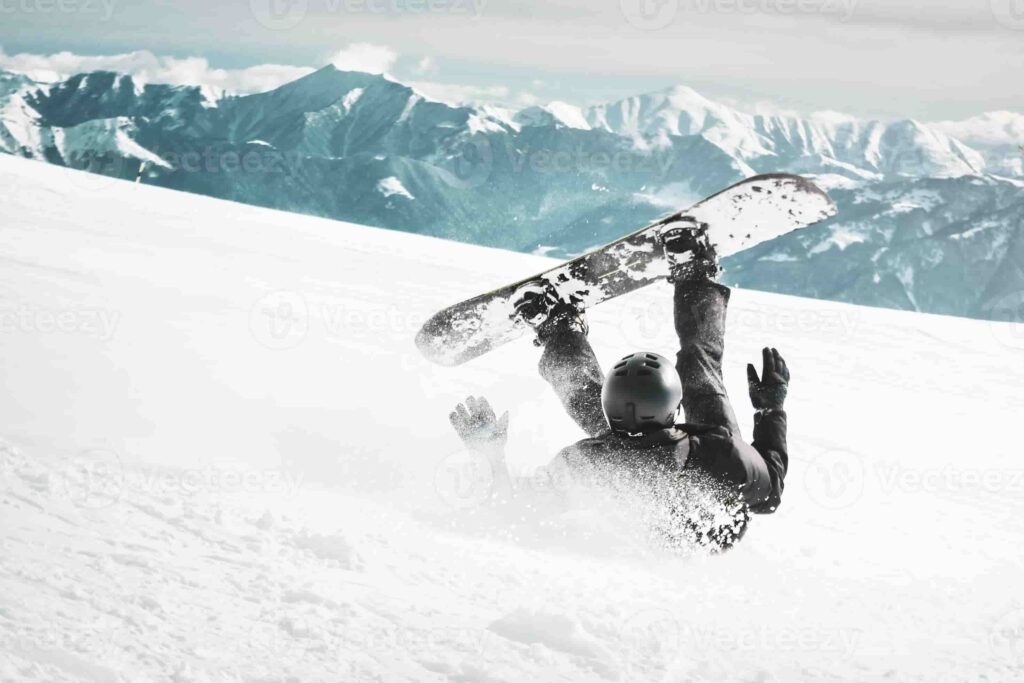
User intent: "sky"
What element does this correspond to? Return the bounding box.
[1,0,1023,120]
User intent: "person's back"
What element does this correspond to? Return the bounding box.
[449,219,791,552]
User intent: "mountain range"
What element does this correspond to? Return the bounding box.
[1,64,1021,322]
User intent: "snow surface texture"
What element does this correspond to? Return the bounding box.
[1,155,1023,681]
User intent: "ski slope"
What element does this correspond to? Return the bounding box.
[1,154,1022,681]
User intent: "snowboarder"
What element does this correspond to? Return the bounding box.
[449,221,790,551]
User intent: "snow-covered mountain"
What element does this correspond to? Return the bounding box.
[724,176,1024,321]
[3,154,1023,681]
[933,111,1024,177]
[1,65,1021,322]
[582,86,987,179]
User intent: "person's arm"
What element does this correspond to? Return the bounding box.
[745,347,790,514]
[537,330,608,438]
[449,396,514,500]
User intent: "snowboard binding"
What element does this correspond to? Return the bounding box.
[659,218,721,283]
[510,279,588,346]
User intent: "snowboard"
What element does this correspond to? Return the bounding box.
[416,174,837,367]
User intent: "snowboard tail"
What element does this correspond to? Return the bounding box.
[417,174,837,367]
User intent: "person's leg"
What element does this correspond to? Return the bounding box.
[673,280,741,433]
[538,328,608,438]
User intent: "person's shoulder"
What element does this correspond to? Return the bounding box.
[556,432,616,467]
[562,433,614,454]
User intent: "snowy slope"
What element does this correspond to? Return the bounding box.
[2,155,1023,681]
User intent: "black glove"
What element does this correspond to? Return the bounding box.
[449,396,509,451]
[747,347,790,412]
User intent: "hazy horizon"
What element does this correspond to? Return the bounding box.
[2,0,1023,120]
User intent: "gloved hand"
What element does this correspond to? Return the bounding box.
[747,347,790,412]
[449,396,510,451]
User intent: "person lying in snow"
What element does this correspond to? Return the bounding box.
[449,221,790,552]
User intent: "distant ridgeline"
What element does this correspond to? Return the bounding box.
[2,65,1022,322]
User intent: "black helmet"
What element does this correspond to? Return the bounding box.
[601,352,682,434]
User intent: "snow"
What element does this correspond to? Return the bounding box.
[377,176,415,200]
[1,155,1023,681]
[809,229,866,255]
[342,87,364,112]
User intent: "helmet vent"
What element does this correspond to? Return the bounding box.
[614,361,628,369]
[646,354,658,360]
[614,370,627,377]
[637,370,652,376]
[644,360,661,369]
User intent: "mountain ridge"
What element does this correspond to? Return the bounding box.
[0,64,1021,322]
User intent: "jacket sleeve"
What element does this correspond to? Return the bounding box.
[747,409,789,514]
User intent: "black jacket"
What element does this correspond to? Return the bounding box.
[556,409,789,515]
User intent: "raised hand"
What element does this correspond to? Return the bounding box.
[747,347,790,412]
[449,396,510,451]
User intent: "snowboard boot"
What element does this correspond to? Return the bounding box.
[660,217,721,283]
[510,279,588,347]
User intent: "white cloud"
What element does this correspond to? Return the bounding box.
[412,56,438,77]
[0,44,537,111]
[931,112,1024,149]
[0,48,313,95]
[409,80,538,109]
[328,44,398,75]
